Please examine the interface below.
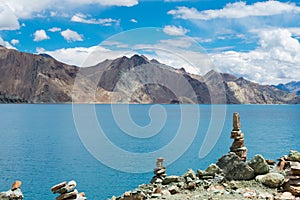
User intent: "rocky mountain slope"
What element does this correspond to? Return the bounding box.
[0,46,299,104]
[274,81,300,96]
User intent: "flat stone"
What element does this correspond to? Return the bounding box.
[11,181,22,190]
[162,176,182,185]
[291,167,300,176]
[230,131,243,139]
[248,154,270,175]
[230,139,245,149]
[56,189,78,200]
[255,173,284,188]
[289,185,300,197]
[51,181,67,193]
[230,147,247,152]
[151,193,162,198]
[266,160,276,165]
[154,168,166,175]
[54,180,77,194]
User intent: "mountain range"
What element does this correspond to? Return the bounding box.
[0,46,299,104]
[274,81,300,96]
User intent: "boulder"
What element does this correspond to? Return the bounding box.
[255,173,284,188]
[248,154,269,175]
[216,152,255,180]
[11,180,22,190]
[287,150,300,162]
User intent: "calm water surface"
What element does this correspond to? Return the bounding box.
[0,105,299,199]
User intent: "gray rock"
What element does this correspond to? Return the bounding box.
[162,176,183,185]
[205,164,221,175]
[255,173,284,188]
[288,150,300,162]
[183,169,197,180]
[216,152,255,180]
[248,154,269,175]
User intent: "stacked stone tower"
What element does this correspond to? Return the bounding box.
[230,112,247,161]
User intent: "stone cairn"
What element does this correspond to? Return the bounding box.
[0,180,23,200]
[279,150,300,197]
[51,180,87,200]
[150,157,167,184]
[230,112,247,161]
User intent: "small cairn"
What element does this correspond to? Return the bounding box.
[230,112,247,161]
[151,157,167,184]
[0,180,24,200]
[280,150,300,197]
[51,180,87,200]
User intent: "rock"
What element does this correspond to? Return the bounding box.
[168,186,179,194]
[51,182,67,193]
[266,160,276,165]
[124,191,131,197]
[186,182,196,190]
[161,189,171,196]
[162,176,182,185]
[256,173,285,188]
[151,193,162,198]
[275,192,295,200]
[204,164,221,175]
[54,180,77,194]
[248,154,270,175]
[56,189,78,200]
[207,185,225,194]
[216,152,255,180]
[287,150,300,162]
[11,180,22,190]
[291,166,300,176]
[183,169,197,180]
[289,185,300,197]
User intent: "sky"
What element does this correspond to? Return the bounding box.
[0,0,300,84]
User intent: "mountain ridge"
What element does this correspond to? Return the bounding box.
[0,46,299,104]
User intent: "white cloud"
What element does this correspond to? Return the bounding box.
[130,18,138,23]
[11,39,19,45]
[43,46,137,67]
[33,29,50,42]
[48,27,61,32]
[163,25,189,36]
[71,13,120,26]
[36,47,45,53]
[0,4,20,30]
[65,0,138,7]
[0,0,137,30]
[168,1,300,20]
[0,37,16,49]
[211,28,300,84]
[61,29,83,42]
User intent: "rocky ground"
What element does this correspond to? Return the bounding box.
[109,150,300,200]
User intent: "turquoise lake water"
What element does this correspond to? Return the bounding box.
[0,105,299,199]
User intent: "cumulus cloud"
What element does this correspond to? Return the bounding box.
[168,1,300,20]
[211,29,300,84]
[163,25,189,36]
[48,27,61,32]
[0,4,20,30]
[43,46,137,67]
[61,29,83,42]
[71,13,120,26]
[33,30,50,42]
[11,39,19,45]
[0,0,137,30]
[0,37,16,49]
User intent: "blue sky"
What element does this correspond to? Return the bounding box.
[1,0,300,84]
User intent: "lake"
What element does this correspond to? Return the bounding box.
[0,105,299,199]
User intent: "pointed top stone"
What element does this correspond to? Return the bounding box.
[233,112,241,131]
